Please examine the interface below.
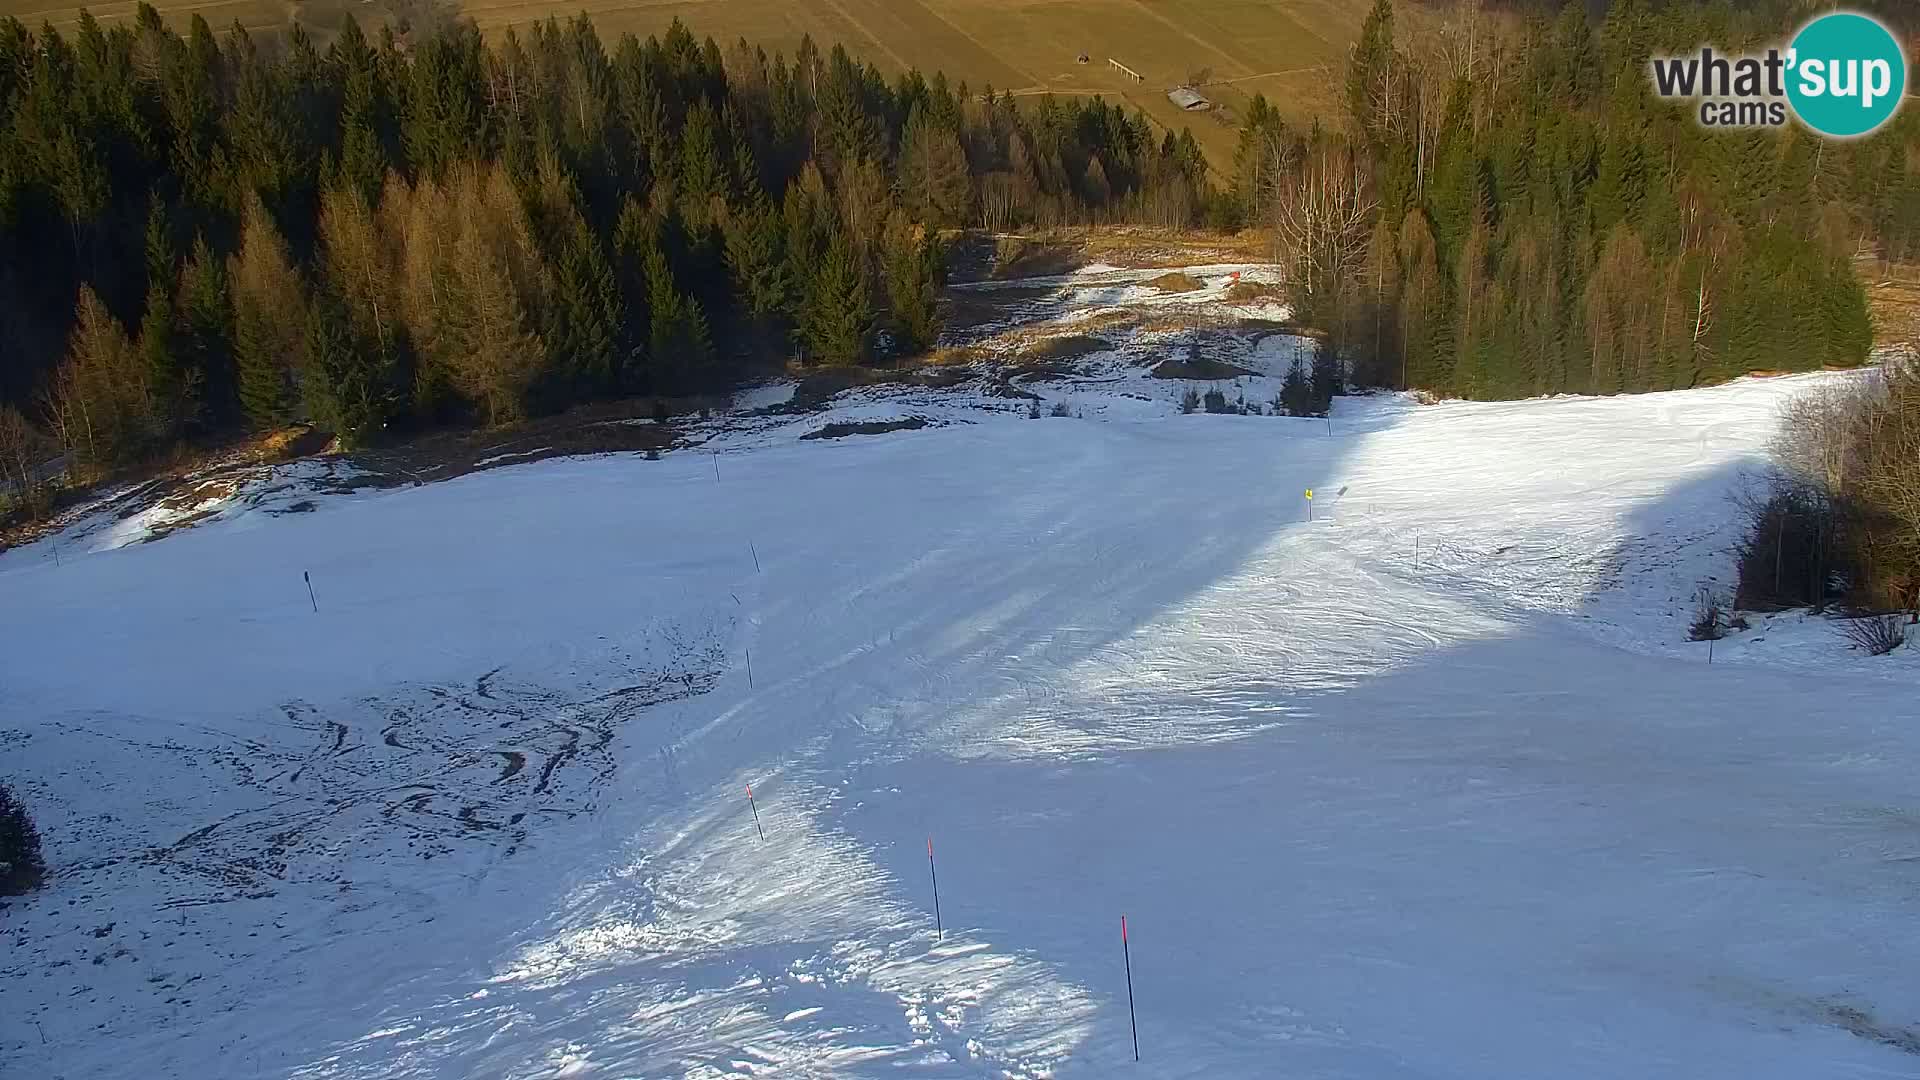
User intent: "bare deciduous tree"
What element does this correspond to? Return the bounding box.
[1263,141,1376,321]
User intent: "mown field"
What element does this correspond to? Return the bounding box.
[462,0,1370,162]
[3,0,1383,170]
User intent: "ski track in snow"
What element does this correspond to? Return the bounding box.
[4,293,1920,1077]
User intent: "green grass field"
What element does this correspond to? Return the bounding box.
[3,0,1383,170]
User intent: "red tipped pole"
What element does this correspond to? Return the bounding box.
[927,836,943,941]
[1121,915,1138,1062]
[746,782,765,841]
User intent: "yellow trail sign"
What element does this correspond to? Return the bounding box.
[1304,489,1313,500]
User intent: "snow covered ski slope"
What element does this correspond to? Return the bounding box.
[4,373,1919,1078]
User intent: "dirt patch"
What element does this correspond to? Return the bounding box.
[789,367,899,409]
[1813,999,1920,1056]
[347,400,682,485]
[800,417,933,441]
[1226,280,1285,303]
[943,283,1061,336]
[991,237,1086,280]
[259,427,336,461]
[1151,356,1258,380]
[1006,335,1113,382]
[1146,272,1204,293]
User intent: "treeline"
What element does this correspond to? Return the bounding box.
[1243,0,1918,399]
[0,7,1216,475]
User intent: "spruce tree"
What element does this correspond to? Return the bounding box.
[881,211,943,355]
[304,288,396,446]
[140,283,190,431]
[0,783,43,895]
[1310,338,1339,414]
[1280,356,1315,417]
[643,239,713,392]
[678,99,728,209]
[800,233,872,366]
[724,191,793,350]
[549,220,621,395]
[178,237,236,429]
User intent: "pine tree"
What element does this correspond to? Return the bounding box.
[881,210,943,355]
[0,782,43,895]
[800,233,872,366]
[1309,338,1339,413]
[678,99,728,209]
[814,45,880,179]
[177,237,236,429]
[549,219,621,395]
[137,200,192,427]
[643,240,713,391]
[139,282,191,430]
[898,105,971,226]
[303,287,397,446]
[229,194,307,430]
[724,191,793,349]
[1280,355,1315,417]
[1346,0,1395,142]
[337,61,387,207]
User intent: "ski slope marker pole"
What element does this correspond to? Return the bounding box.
[750,539,761,573]
[304,570,317,613]
[928,836,943,941]
[713,452,721,483]
[746,646,755,689]
[1121,915,1139,1062]
[746,782,765,841]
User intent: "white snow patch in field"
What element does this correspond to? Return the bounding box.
[734,380,798,412]
[474,447,552,467]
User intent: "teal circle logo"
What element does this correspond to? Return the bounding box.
[1787,12,1907,138]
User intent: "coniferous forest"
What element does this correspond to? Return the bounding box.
[0,0,1915,484]
[0,5,1213,472]
[1250,0,1918,399]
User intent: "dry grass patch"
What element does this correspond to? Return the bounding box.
[1020,335,1113,363]
[1146,271,1205,293]
[1226,280,1284,303]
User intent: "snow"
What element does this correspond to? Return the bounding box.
[474,448,553,468]
[5,357,1919,1079]
[948,262,1290,338]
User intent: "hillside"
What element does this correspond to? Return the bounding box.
[4,263,1919,1077]
[0,0,1386,171]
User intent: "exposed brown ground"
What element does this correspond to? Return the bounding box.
[1863,259,1920,347]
